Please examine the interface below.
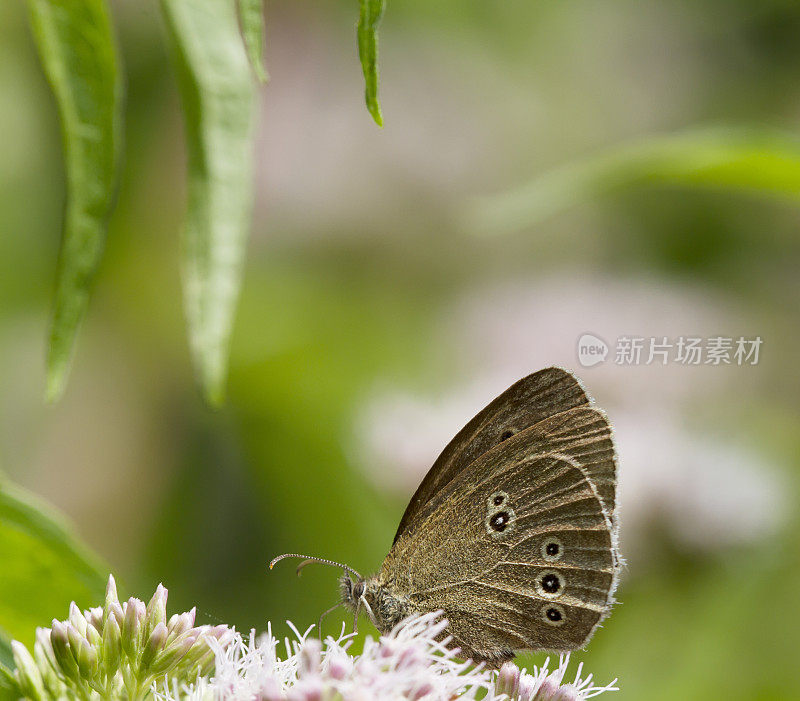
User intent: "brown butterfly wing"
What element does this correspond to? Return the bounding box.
[514,405,617,528]
[393,367,591,545]
[382,451,618,666]
[399,403,618,539]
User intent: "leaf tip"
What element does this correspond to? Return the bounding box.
[202,375,227,409]
[368,102,384,128]
[45,362,68,405]
[254,63,269,85]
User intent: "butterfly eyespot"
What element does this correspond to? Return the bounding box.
[541,537,564,562]
[540,573,562,594]
[543,605,565,626]
[499,430,515,442]
[535,569,565,599]
[487,491,508,509]
[489,511,510,532]
[485,504,515,536]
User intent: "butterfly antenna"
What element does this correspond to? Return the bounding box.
[269,553,362,581]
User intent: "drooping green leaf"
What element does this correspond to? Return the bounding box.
[27,0,123,402]
[238,0,268,83]
[0,478,108,648]
[160,0,258,406]
[357,0,386,127]
[467,127,800,236]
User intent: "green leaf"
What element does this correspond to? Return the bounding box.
[358,0,386,127]
[0,478,108,649]
[27,0,123,402]
[0,632,13,671]
[466,126,800,236]
[238,0,268,83]
[160,0,258,406]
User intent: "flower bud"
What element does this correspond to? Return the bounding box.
[86,607,104,633]
[108,601,124,629]
[208,624,231,640]
[102,612,122,677]
[325,650,351,681]
[122,598,145,660]
[34,627,57,672]
[12,640,45,701]
[299,638,321,675]
[86,622,102,649]
[68,602,87,638]
[145,584,168,639]
[516,675,538,701]
[50,620,80,682]
[496,661,521,697]
[33,639,65,698]
[65,624,83,659]
[149,634,195,676]
[139,622,168,673]
[174,631,205,668]
[74,637,98,680]
[532,675,560,701]
[550,683,579,701]
[105,574,119,610]
[166,608,195,643]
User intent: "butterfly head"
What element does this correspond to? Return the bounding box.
[340,573,382,628]
[339,573,365,609]
[270,553,389,633]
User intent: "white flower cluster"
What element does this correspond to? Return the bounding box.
[157,612,618,701]
[7,576,232,700]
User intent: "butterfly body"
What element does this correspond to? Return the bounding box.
[277,368,620,668]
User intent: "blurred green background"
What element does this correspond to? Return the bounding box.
[2,0,800,698]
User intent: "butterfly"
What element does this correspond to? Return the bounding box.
[271,367,620,668]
